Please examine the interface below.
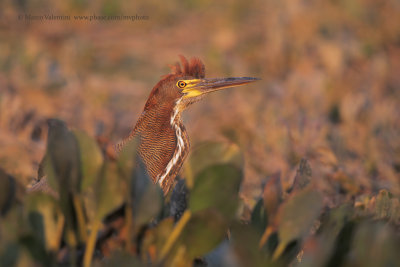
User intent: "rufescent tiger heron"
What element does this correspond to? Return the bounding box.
[116,56,259,193]
[28,56,259,195]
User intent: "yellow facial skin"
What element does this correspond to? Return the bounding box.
[176,79,203,99]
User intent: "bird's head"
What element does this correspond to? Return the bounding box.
[143,56,259,114]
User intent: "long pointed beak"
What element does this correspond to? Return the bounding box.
[181,77,260,99]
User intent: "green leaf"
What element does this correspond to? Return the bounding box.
[19,233,52,265]
[389,198,400,224]
[299,205,352,267]
[44,119,81,194]
[172,209,228,261]
[374,189,392,219]
[263,173,283,222]
[142,218,175,262]
[273,187,323,259]
[131,158,163,228]
[42,119,82,247]
[0,169,16,216]
[0,243,19,267]
[72,130,104,191]
[230,222,270,266]
[185,141,243,186]
[100,251,144,266]
[325,220,355,267]
[117,137,163,230]
[346,221,400,267]
[251,198,268,233]
[25,193,64,252]
[117,137,139,181]
[189,164,243,220]
[94,162,125,220]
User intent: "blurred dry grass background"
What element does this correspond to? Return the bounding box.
[0,0,399,201]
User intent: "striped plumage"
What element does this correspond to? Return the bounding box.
[115,56,259,194]
[116,56,202,193]
[28,56,258,196]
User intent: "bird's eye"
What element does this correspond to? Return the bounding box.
[177,81,187,88]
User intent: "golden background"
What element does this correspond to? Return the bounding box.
[0,0,399,201]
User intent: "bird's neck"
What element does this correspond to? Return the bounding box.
[158,106,190,192]
[117,102,189,192]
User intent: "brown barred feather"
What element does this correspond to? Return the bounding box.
[116,56,205,193]
[30,55,257,197]
[159,122,190,192]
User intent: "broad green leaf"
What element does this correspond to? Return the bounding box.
[346,221,400,267]
[298,204,352,267]
[142,218,175,262]
[325,220,355,267]
[184,141,243,187]
[0,243,19,267]
[81,187,96,224]
[42,157,58,192]
[117,137,139,181]
[131,158,163,228]
[117,138,163,230]
[19,231,52,265]
[273,187,323,259]
[263,173,283,222]
[42,119,81,247]
[72,130,104,191]
[0,207,26,266]
[251,198,268,233]
[94,162,125,220]
[44,119,81,195]
[0,169,16,216]
[230,222,270,267]
[25,194,64,252]
[189,164,243,220]
[171,209,228,262]
[374,189,392,219]
[98,251,144,267]
[389,198,400,224]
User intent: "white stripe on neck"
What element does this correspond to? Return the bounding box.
[157,98,185,185]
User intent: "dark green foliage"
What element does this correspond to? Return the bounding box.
[118,137,163,233]
[251,198,268,233]
[174,209,228,260]
[0,168,16,216]
[273,188,324,260]
[325,221,355,267]
[42,119,82,248]
[348,221,400,267]
[185,141,244,181]
[0,243,19,267]
[1,121,400,266]
[72,130,104,192]
[93,161,125,220]
[189,163,242,219]
[230,222,270,266]
[44,119,81,194]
